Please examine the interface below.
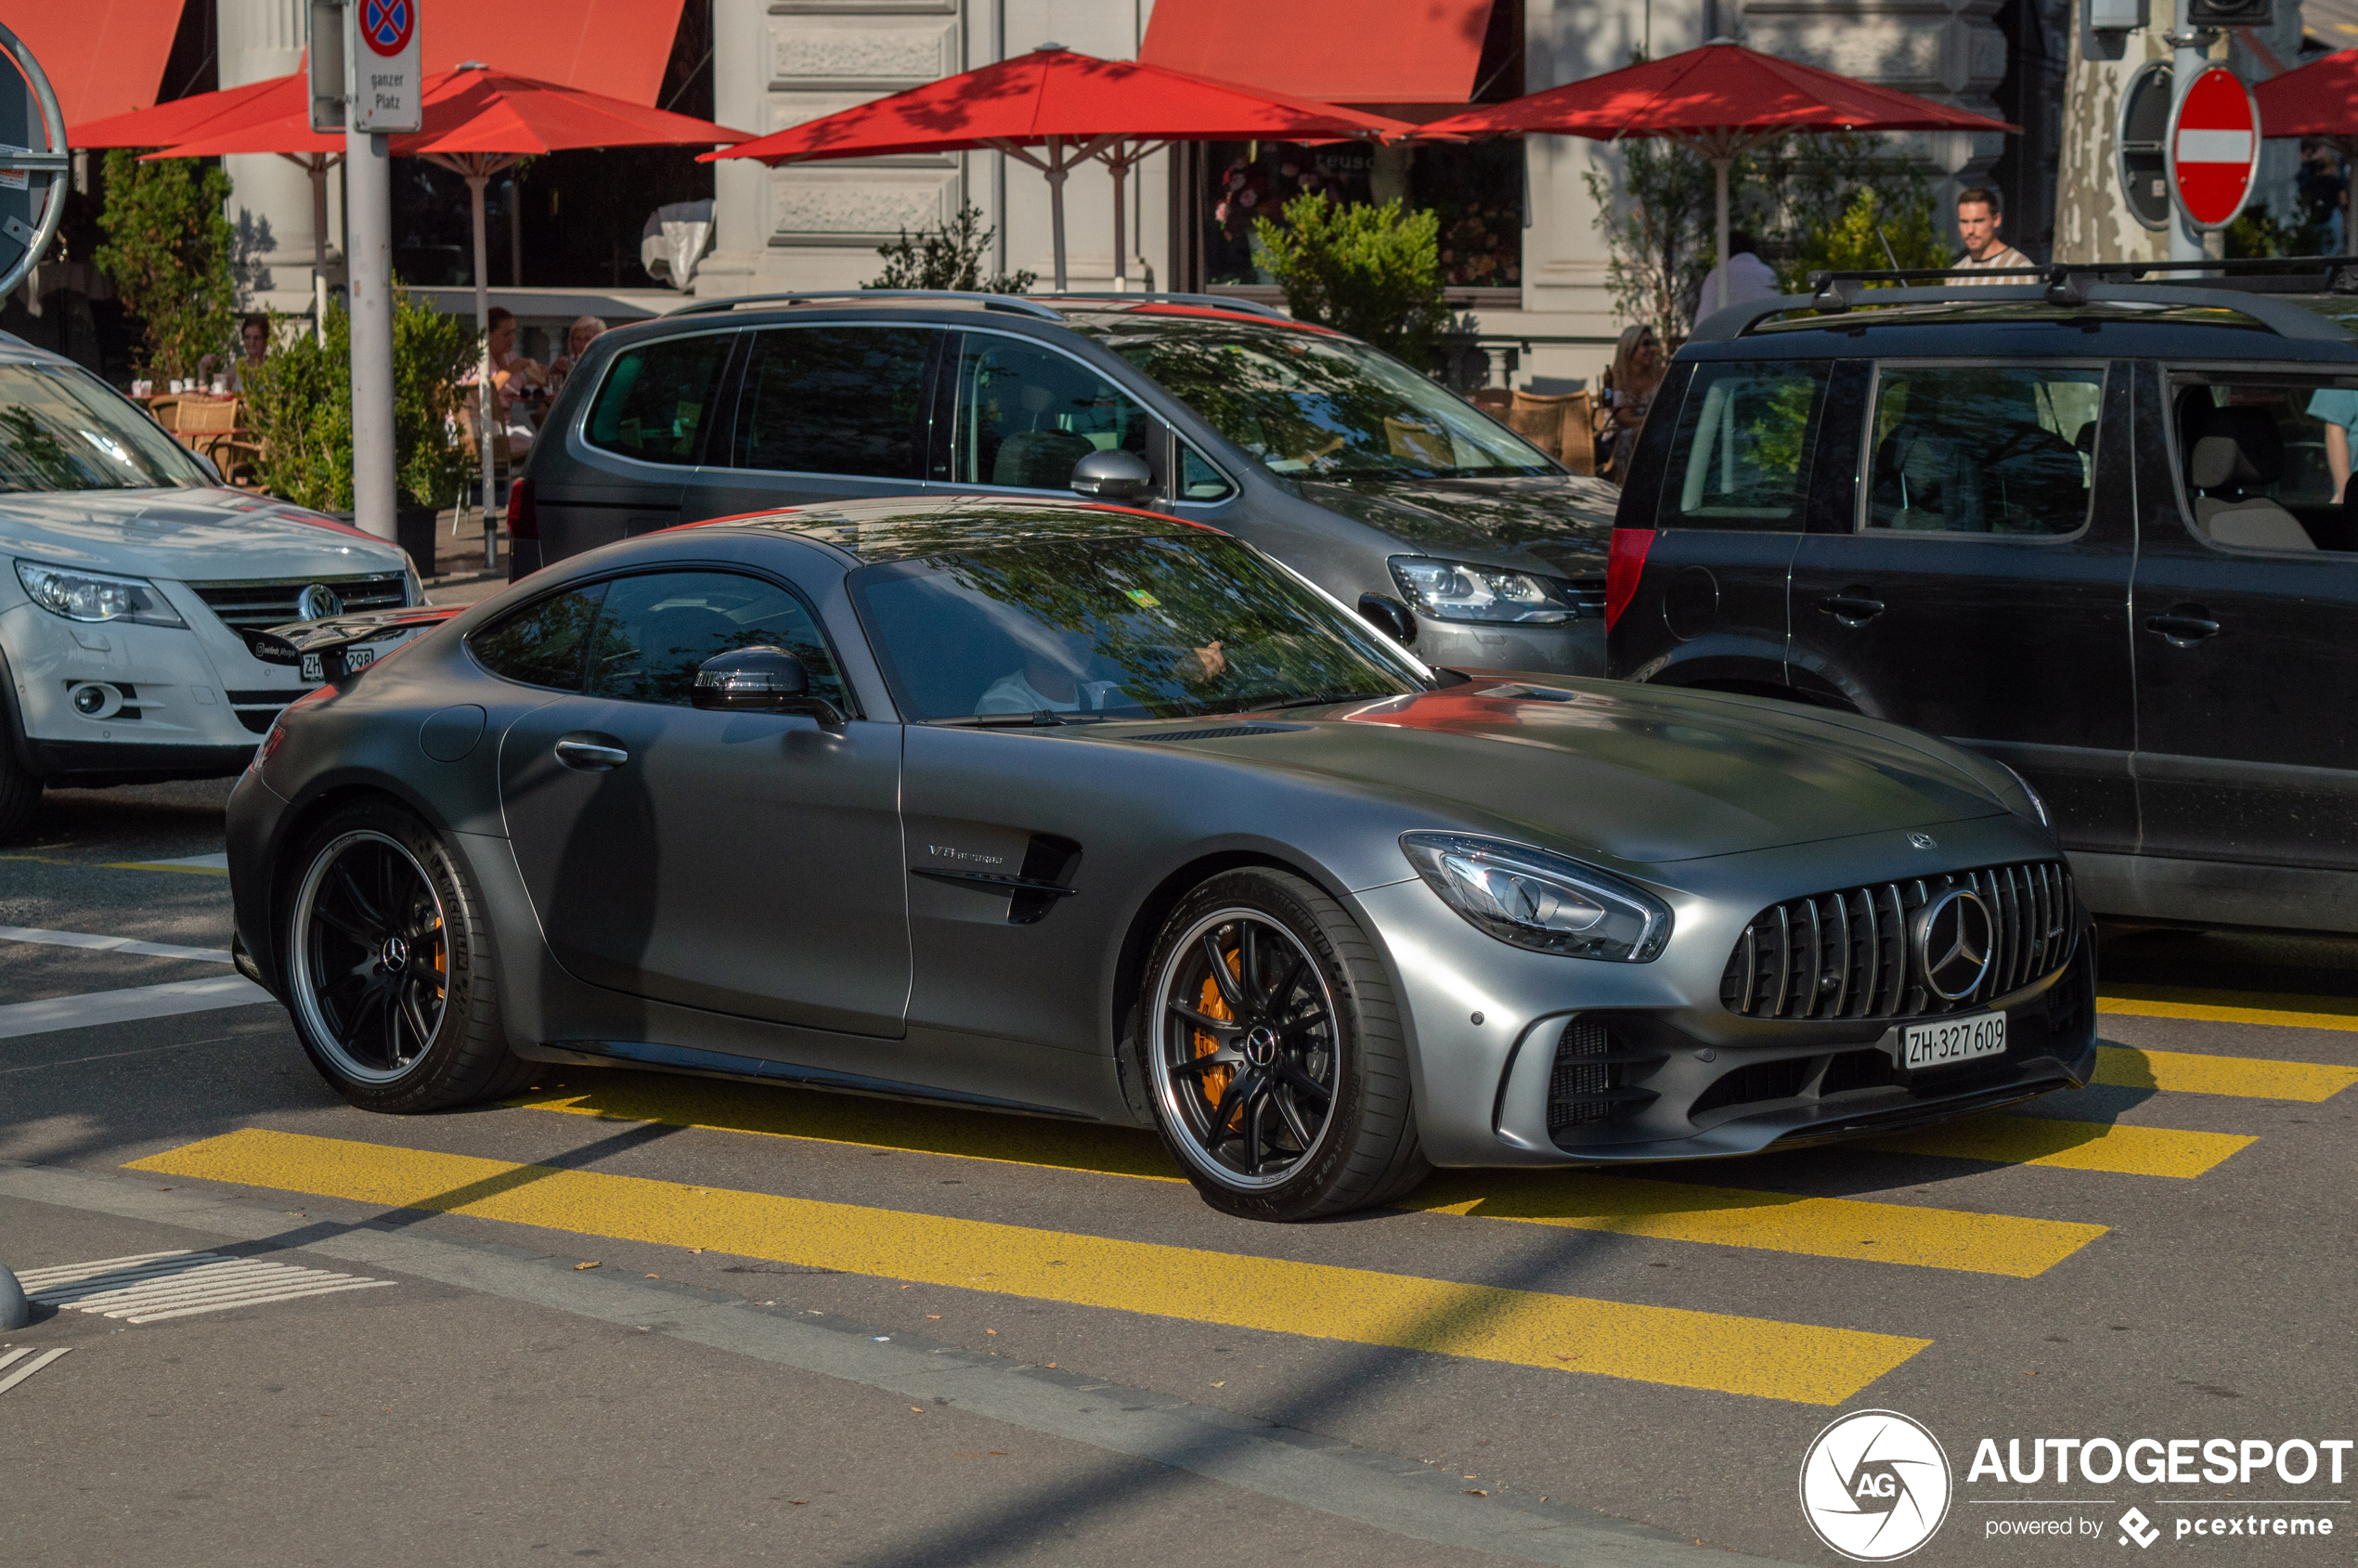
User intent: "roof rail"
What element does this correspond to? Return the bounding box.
[1688,260,2354,344]
[1039,292,1294,321]
[667,290,1065,321]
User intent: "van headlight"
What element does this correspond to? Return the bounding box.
[1401,832,1672,961]
[1388,556,1579,625]
[14,560,186,626]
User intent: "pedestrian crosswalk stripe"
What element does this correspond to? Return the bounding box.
[514,1076,2105,1277]
[128,1128,1931,1406]
[0,975,276,1039]
[2099,986,2358,1034]
[1860,1115,2253,1177]
[2093,1044,2356,1102]
[1399,1174,2106,1278]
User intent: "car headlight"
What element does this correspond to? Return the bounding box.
[1388,556,1579,625]
[1997,762,2052,828]
[1401,832,1672,961]
[13,559,186,627]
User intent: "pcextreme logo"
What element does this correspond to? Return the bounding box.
[1801,1409,1955,1561]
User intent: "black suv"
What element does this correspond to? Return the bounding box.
[510,292,1620,676]
[1606,264,2358,935]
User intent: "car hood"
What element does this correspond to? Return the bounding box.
[0,487,410,582]
[1293,473,1619,579]
[1106,680,2011,868]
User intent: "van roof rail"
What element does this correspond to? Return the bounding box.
[667,290,1064,321]
[1040,292,1294,321]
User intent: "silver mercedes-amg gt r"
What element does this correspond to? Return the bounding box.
[224,497,2095,1220]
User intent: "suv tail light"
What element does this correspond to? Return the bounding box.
[506,476,538,541]
[1604,527,1654,631]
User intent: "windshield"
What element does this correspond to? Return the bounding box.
[0,364,211,492]
[849,530,1427,723]
[1107,323,1555,480]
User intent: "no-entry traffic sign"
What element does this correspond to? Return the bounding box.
[2169,65,2260,231]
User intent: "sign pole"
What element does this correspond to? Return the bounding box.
[332,0,421,547]
[2168,0,2213,264]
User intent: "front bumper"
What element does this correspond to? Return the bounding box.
[1410,615,1602,679]
[1358,812,2091,1167]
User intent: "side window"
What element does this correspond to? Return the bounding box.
[951,335,1151,490]
[732,326,935,478]
[1866,365,2103,536]
[1178,440,1234,501]
[1655,360,1829,530]
[2171,378,2358,553]
[582,570,848,710]
[584,335,732,464]
[470,583,609,691]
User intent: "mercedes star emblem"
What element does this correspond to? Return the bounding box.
[1907,831,1937,850]
[1913,888,1994,1002]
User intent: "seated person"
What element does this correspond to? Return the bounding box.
[549,314,609,393]
[486,307,550,451]
[976,627,1227,716]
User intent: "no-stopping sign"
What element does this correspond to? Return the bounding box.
[2168,65,2260,231]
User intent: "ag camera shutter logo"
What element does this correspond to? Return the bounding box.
[1800,1409,1953,1561]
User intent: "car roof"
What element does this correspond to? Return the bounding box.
[691,494,1219,564]
[1681,287,2358,366]
[606,292,1335,348]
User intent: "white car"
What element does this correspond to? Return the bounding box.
[0,342,420,839]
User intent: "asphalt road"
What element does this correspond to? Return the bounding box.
[3,777,2352,1568]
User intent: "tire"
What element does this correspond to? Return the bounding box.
[1137,868,1429,1221]
[0,742,38,844]
[281,799,533,1113]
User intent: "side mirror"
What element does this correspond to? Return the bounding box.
[692,646,845,726]
[1069,448,1153,503]
[1357,593,1418,646]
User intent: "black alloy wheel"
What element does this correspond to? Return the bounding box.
[282,802,534,1112]
[1140,868,1428,1220]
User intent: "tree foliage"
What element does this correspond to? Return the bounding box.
[242,289,477,511]
[92,149,239,381]
[1251,193,1449,359]
[1584,136,1717,348]
[866,203,1036,293]
[1773,186,1950,293]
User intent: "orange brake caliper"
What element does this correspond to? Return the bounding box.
[1192,948,1243,1116]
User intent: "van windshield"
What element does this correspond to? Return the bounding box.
[1108,323,1555,480]
[0,364,213,492]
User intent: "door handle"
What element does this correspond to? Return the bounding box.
[553,736,628,771]
[1818,590,1886,625]
[2144,609,2221,642]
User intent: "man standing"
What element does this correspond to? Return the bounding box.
[1951,188,2032,282]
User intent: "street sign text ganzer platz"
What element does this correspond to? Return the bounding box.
[350,0,421,133]
[2169,64,2260,231]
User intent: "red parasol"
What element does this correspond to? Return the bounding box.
[2255,50,2358,256]
[1422,40,2019,314]
[706,44,1417,291]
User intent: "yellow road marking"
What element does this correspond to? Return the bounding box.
[515,1078,2100,1276]
[1401,1173,2105,1278]
[514,1076,1186,1181]
[102,862,231,876]
[1861,1116,2253,1178]
[2100,986,2358,1034]
[129,1129,1929,1406]
[2092,1045,2356,1102]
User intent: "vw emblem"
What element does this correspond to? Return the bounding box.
[1912,889,1994,1002]
[1906,832,1937,851]
[295,582,343,622]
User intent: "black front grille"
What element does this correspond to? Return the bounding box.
[1720,860,2075,1022]
[1566,577,1607,616]
[189,574,408,632]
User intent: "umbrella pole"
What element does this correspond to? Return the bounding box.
[1714,155,1731,317]
[310,157,330,345]
[1111,150,1127,292]
[470,171,497,567]
[1047,136,1070,292]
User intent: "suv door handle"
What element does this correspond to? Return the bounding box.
[2144,609,2221,642]
[1818,591,1885,624]
[553,736,628,771]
